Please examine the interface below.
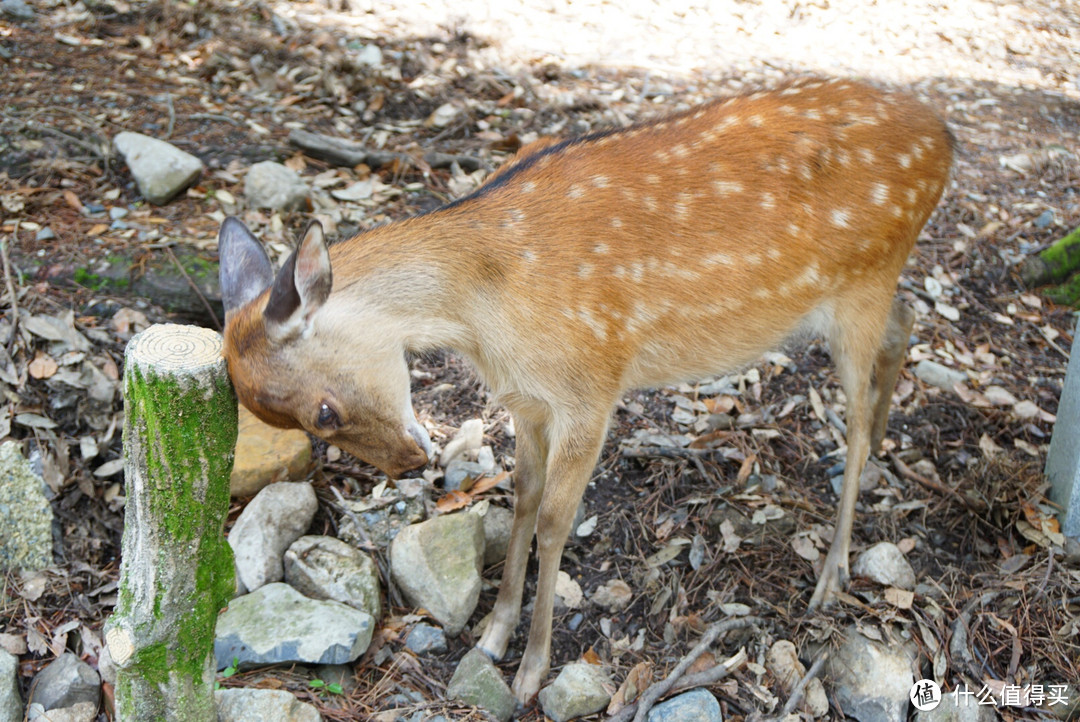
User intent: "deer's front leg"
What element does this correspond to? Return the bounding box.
[477,416,547,661]
[511,424,607,704]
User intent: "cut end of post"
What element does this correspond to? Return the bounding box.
[126,323,226,381]
[106,626,135,666]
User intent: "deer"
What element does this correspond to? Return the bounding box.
[217,77,953,704]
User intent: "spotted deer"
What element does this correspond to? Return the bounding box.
[218,77,953,703]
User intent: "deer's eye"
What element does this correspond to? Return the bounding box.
[315,402,341,430]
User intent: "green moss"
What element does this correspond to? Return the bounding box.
[113,358,237,720]
[1044,272,1080,307]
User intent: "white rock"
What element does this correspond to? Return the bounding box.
[244,161,309,210]
[0,649,22,722]
[440,419,485,466]
[537,662,613,722]
[390,513,484,635]
[114,132,203,205]
[913,360,966,391]
[852,541,917,590]
[766,640,828,718]
[283,535,381,618]
[825,626,915,721]
[216,687,322,721]
[229,481,318,592]
[214,583,373,667]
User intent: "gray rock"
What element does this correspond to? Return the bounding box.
[914,691,995,722]
[390,513,485,635]
[0,649,22,722]
[647,688,723,722]
[216,688,322,721]
[26,702,96,722]
[113,132,204,205]
[825,626,914,722]
[229,481,318,593]
[537,662,613,722]
[244,161,309,210]
[480,505,514,567]
[852,542,917,590]
[284,535,381,619]
[913,360,966,391]
[0,0,33,21]
[28,653,100,712]
[405,623,447,656]
[444,459,487,492]
[313,664,359,696]
[765,640,828,717]
[445,648,516,722]
[338,492,425,548]
[214,583,373,668]
[0,441,54,572]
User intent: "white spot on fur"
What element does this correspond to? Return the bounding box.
[567,184,585,199]
[704,252,734,267]
[898,153,912,169]
[577,263,593,279]
[831,208,851,228]
[611,217,624,228]
[748,114,764,127]
[859,148,875,164]
[592,175,610,188]
[645,174,660,184]
[905,188,917,204]
[672,144,689,158]
[761,192,775,210]
[523,250,537,263]
[521,180,537,193]
[713,180,744,195]
[643,195,659,212]
[593,242,609,254]
[871,182,889,206]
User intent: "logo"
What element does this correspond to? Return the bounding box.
[911,680,942,711]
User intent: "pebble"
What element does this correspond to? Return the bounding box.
[28,653,100,713]
[216,688,322,722]
[537,662,613,722]
[113,132,204,205]
[404,623,448,656]
[244,161,309,211]
[913,360,966,391]
[35,227,55,241]
[852,541,917,590]
[445,648,516,722]
[283,535,381,618]
[824,626,914,721]
[646,688,723,722]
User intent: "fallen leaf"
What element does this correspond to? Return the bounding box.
[607,661,652,715]
[791,533,820,562]
[0,633,27,655]
[87,223,109,236]
[469,470,510,496]
[719,519,742,554]
[435,490,470,512]
[590,579,633,611]
[28,352,58,380]
[555,571,583,609]
[885,587,914,609]
[581,646,602,665]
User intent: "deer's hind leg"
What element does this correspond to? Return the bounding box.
[869,296,915,453]
[808,291,899,610]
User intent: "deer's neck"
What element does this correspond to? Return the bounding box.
[325,206,507,359]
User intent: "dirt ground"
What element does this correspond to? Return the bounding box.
[1,0,1079,720]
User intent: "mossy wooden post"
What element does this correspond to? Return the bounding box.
[105,324,237,721]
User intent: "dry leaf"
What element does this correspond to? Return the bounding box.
[607,661,653,715]
[469,470,509,497]
[719,519,742,554]
[0,633,27,655]
[435,490,470,512]
[581,646,602,666]
[791,533,820,562]
[555,571,583,609]
[28,352,58,380]
[885,587,915,609]
[87,223,109,236]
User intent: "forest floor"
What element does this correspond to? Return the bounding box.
[1,0,1079,719]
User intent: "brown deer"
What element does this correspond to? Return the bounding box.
[218,77,953,703]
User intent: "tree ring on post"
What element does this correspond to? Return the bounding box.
[126,323,225,380]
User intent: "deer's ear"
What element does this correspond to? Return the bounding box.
[218,217,274,317]
[264,220,332,336]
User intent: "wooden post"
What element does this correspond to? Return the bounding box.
[105,324,237,721]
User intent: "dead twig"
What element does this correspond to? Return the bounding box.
[1,231,20,354]
[776,651,828,718]
[889,452,987,513]
[163,246,221,332]
[607,616,761,722]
